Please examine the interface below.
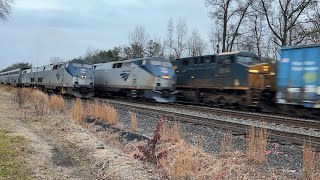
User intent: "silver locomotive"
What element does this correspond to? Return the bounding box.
[94,57,177,102]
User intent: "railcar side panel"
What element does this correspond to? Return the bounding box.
[277,44,320,108]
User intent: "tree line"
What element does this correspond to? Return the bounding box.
[1,0,319,70]
[81,0,319,64]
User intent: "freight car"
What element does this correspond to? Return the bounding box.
[1,59,95,98]
[173,51,276,109]
[94,57,177,102]
[277,43,320,116]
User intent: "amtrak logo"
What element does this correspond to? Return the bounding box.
[120,71,131,81]
[56,74,60,80]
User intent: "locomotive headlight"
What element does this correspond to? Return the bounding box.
[249,70,259,73]
[81,75,87,79]
[263,66,269,71]
[162,75,170,79]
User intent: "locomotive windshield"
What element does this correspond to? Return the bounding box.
[71,63,93,68]
[237,56,259,65]
[149,60,172,67]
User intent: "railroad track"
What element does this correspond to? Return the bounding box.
[98,98,320,151]
[163,103,320,130]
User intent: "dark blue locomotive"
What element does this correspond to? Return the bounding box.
[173,51,276,108]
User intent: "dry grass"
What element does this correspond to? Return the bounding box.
[158,139,264,179]
[85,101,119,125]
[220,131,233,156]
[129,111,138,132]
[31,90,49,116]
[47,95,65,113]
[13,88,34,108]
[160,121,182,143]
[302,142,319,180]
[71,98,84,125]
[1,86,53,115]
[247,126,268,164]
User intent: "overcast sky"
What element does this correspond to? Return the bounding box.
[0,0,211,69]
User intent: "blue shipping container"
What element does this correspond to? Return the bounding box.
[277,43,320,108]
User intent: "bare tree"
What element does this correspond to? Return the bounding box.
[205,0,255,52]
[261,0,314,46]
[240,5,265,58]
[145,38,162,57]
[0,0,13,21]
[188,29,207,56]
[129,25,150,58]
[165,18,175,59]
[304,1,320,43]
[173,18,188,59]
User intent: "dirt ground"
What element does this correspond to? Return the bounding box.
[0,91,155,179]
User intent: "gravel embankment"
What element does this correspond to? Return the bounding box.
[106,99,311,173]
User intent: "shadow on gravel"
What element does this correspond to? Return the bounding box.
[51,146,74,167]
[87,117,150,142]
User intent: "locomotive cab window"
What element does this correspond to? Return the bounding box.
[117,63,122,68]
[210,57,216,63]
[136,60,143,66]
[182,60,189,66]
[237,56,259,65]
[112,64,117,68]
[194,58,198,64]
[200,57,205,64]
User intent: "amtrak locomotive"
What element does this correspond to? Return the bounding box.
[94,57,177,102]
[0,59,95,98]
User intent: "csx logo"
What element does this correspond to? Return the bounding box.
[120,71,131,81]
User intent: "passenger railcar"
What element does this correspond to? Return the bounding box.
[94,57,177,102]
[0,68,24,87]
[277,43,320,115]
[173,51,276,108]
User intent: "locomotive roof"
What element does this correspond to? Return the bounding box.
[281,43,320,50]
[176,51,258,61]
[0,68,23,74]
[68,59,92,65]
[94,56,168,65]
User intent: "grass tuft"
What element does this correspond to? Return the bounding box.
[247,126,268,164]
[129,111,138,132]
[302,142,319,180]
[47,95,65,113]
[160,121,182,143]
[85,101,119,125]
[220,130,233,156]
[31,90,49,115]
[71,98,84,124]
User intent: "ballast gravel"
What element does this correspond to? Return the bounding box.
[105,99,316,173]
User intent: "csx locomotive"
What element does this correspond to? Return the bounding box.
[94,57,177,102]
[173,51,276,109]
[0,59,94,98]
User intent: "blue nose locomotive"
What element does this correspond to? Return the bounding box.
[94,57,177,102]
